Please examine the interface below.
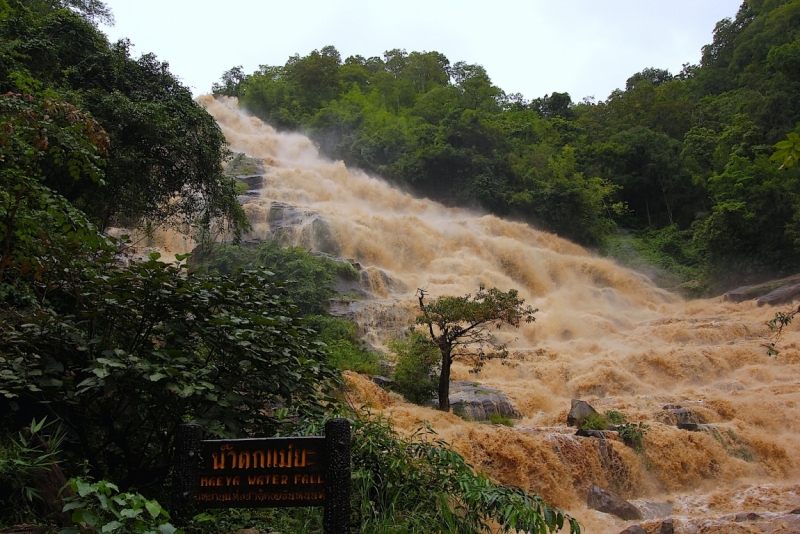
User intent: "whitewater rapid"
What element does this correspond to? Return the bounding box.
[199,95,800,533]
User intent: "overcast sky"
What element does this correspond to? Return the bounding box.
[99,0,743,102]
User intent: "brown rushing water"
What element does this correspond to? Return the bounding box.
[199,95,800,533]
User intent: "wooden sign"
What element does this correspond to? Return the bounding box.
[172,419,351,533]
[196,436,326,507]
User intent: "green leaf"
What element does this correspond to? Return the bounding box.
[101,520,123,532]
[144,500,162,518]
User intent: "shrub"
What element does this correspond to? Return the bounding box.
[60,479,178,534]
[580,413,608,431]
[0,418,65,525]
[0,253,339,494]
[617,422,650,453]
[351,413,580,533]
[305,315,381,375]
[604,410,627,425]
[489,412,515,427]
[389,333,440,405]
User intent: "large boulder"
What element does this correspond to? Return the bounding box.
[567,399,599,428]
[757,283,800,306]
[655,405,705,429]
[266,202,341,255]
[449,382,520,420]
[722,273,800,304]
[587,485,644,520]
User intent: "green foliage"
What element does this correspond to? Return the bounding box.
[489,412,515,427]
[415,285,536,411]
[765,303,800,355]
[60,478,179,534]
[0,251,339,491]
[190,241,359,316]
[770,130,800,169]
[389,332,440,404]
[351,413,580,533]
[185,507,322,534]
[254,241,357,316]
[0,92,110,285]
[579,413,608,431]
[0,3,248,237]
[0,418,64,522]
[603,410,627,425]
[617,423,650,453]
[306,315,381,375]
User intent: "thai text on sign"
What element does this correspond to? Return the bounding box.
[196,437,326,508]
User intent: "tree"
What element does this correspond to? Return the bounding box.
[0,4,248,237]
[415,285,537,411]
[0,92,109,285]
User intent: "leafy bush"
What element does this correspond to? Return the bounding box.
[351,413,580,533]
[580,413,608,431]
[61,479,178,534]
[389,333,440,404]
[0,252,339,494]
[0,418,65,525]
[617,422,650,453]
[324,339,381,375]
[305,315,381,375]
[603,410,627,425]
[193,241,360,316]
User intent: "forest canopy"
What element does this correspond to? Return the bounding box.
[216,0,800,291]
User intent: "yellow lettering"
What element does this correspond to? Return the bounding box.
[294,447,305,467]
[248,476,257,484]
[226,450,237,469]
[253,450,265,468]
[281,475,288,484]
[233,476,240,486]
[238,451,250,469]
[212,452,225,470]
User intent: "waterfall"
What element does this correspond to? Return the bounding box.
[199,95,800,533]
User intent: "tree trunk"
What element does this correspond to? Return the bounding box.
[437,349,452,411]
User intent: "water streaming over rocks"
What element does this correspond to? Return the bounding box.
[197,96,800,533]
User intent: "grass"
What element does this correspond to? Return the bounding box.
[489,412,515,427]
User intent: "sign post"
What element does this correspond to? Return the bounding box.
[172,418,351,533]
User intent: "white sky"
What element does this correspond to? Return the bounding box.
[99,0,743,102]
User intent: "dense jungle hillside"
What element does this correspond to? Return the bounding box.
[0,1,579,533]
[214,0,800,293]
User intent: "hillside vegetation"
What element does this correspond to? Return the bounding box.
[216,0,800,292]
[0,1,579,533]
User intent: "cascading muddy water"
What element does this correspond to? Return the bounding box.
[199,95,800,533]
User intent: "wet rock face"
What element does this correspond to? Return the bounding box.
[266,202,341,255]
[567,399,599,427]
[449,381,520,420]
[587,485,644,520]
[618,526,646,534]
[655,405,706,428]
[722,272,800,305]
[658,518,675,534]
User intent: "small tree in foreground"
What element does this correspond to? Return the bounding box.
[415,285,537,411]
